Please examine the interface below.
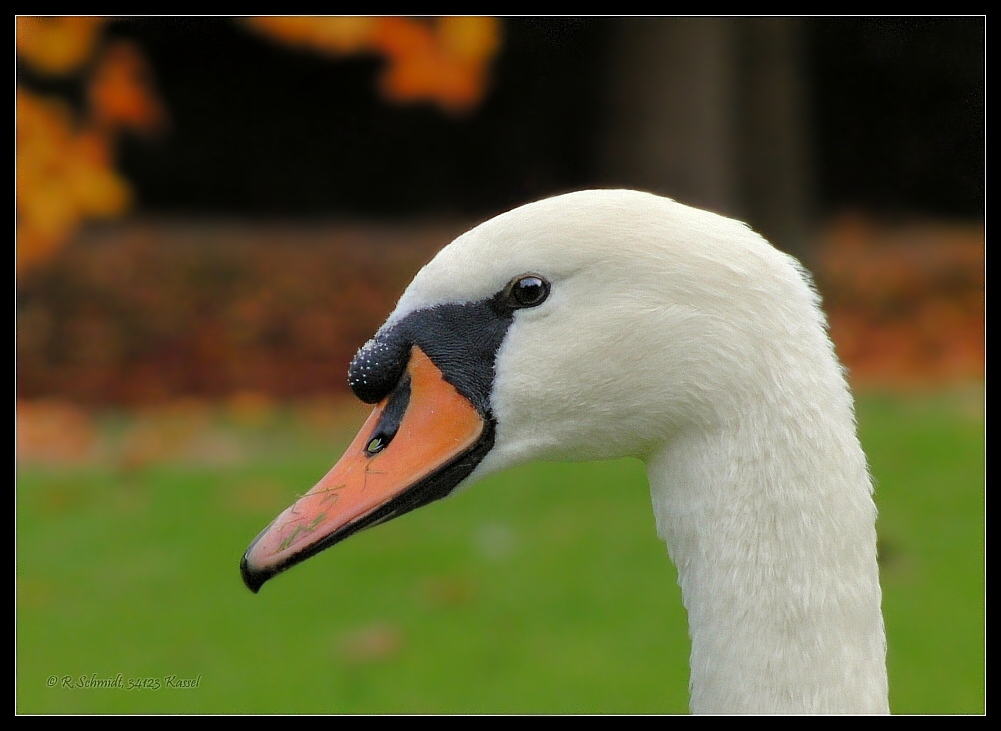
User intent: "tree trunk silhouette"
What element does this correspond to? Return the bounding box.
[600,18,814,261]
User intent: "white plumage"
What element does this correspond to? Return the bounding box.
[385,190,888,713]
[242,189,889,713]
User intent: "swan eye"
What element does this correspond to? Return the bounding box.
[509,275,550,308]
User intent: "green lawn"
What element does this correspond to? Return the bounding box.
[16,388,984,714]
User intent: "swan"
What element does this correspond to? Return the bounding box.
[240,189,889,714]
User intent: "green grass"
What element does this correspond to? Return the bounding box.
[16,389,984,713]
[858,389,985,714]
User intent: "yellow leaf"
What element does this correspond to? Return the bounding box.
[16,17,106,76]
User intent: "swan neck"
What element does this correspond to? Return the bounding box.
[646,398,889,714]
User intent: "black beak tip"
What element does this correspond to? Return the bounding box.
[240,552,267,594]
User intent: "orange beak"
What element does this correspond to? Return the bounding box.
[241,346,487,592]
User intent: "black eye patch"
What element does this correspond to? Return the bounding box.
[348,274,551,415]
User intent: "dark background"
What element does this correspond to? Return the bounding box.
[34,16,980,222]
[16,17,985,406]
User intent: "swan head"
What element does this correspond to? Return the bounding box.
[241,189,847,591]
[240,190,888,714]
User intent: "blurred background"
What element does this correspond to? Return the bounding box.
[16,17,984,714]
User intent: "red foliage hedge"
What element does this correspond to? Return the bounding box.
[16,216,983,407]
[17,220,462,405]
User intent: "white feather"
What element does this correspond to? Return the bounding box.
[382,190,888,714]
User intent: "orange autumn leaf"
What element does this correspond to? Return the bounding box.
[17,17,502,277]
[375,18,489,114]
[16,19,160,276]
[15,16,107,75]
[437,16,502,62]
[376,17,502,114]
[243,16,378,55]
[245,16,502,115]
[16,89,131,274]
[87,40,168,136]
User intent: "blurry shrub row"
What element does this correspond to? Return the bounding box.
[16,216,983,407]
[17,220,461,406]
[815,216,983,387]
